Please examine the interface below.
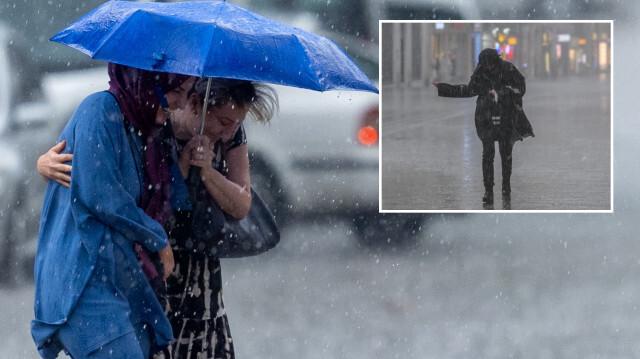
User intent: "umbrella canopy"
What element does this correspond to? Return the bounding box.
[50,0,378,93]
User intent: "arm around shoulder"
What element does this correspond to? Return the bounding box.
[37,141,73,188]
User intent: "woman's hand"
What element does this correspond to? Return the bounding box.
[157,244,175,281]
[37,141,73,188]
[178,135,215,179]
[199,144,252,219]
[431,80,439,87]
[489,89,496,95]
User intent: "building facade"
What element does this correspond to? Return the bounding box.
[381,22,611,87]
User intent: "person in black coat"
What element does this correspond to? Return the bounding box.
[432,48,534,206]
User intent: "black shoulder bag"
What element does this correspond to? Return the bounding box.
[190,186,280,258]
[187,151,280,258]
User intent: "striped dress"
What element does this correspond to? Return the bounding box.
[165,250,234,358]
[163,126,246,359]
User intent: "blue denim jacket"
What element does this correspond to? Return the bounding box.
[31,92,172,357]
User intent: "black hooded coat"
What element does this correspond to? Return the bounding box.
[436,52,534,143]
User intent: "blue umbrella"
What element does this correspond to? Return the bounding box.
[50,0,378,93]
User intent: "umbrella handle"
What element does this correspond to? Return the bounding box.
[187,165,201,205]
[188,78,211,206]
[199,78,213,135]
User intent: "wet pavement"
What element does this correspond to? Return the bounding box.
[3,211,640,359]
[381,75,611,211]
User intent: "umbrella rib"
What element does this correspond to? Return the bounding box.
[91,9,144,61]
[288,34,324,92]
[200,5,226,79]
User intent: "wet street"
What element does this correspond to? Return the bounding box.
[3,210,640,359]
[381,75,611,211]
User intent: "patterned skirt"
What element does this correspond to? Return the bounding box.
[165,249,235,359]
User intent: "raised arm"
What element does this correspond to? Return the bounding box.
[434,82,475,98]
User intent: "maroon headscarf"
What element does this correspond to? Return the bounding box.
[108,63,190,225]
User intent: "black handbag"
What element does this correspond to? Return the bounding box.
[184,133,280,258]
[187,185,280,258]
[208,186,280,258]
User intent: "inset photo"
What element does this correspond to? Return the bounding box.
[379,21,612,212]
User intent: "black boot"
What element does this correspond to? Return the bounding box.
[500,143,512,197]
[482,152,494,205]
[502,174,511,210]
[502,195,511,210]
[502,177,511,196]
[483,185,494,204]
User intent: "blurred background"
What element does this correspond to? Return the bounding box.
[0,0,639,358]
[381,22,612,84]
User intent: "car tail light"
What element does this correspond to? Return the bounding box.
[357,105,379,146]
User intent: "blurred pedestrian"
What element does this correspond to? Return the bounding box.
[431,55,441,82]
[432,48,533,206]
[31,63,194,359]
[38,77,279,359]
[448,50,457,77]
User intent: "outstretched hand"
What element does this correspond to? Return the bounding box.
[431,80,439,87]
[37,140,73,188]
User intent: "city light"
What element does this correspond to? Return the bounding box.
[599,41,608,70]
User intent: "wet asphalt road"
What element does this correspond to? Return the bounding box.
[3,211,640,359]
[381,75,611,211]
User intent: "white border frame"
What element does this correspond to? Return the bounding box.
[378,20,614,214]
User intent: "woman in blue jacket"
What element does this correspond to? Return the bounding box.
[31,63,194,359]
